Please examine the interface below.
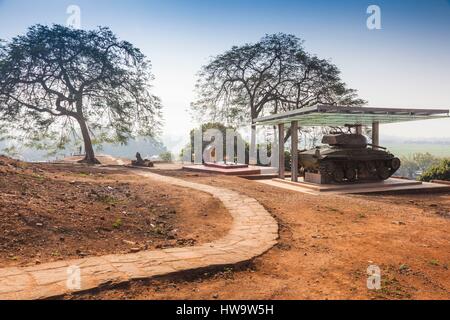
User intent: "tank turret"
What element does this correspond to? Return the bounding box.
[322,133,368,148]
[298,132,401,183]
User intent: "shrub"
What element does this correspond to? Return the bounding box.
[397,152,440,179]
[159,151,173,162]
[419,159,450,182]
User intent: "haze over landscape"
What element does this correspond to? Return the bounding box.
[1,0,449,159]
[1,0,450,303]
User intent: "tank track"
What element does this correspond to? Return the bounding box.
[316,158,400,183]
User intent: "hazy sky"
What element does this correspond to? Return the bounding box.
[1,0,449,150]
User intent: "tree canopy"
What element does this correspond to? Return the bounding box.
[192,33,366,127]
[0,24,162,163]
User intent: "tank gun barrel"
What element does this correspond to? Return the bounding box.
[367,143,387,150]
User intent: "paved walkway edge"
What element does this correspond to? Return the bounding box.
[0,171,278,299]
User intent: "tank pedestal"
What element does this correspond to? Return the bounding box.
[304,172,331,184]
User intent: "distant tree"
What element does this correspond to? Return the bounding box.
[397,156,420,179]
[159,151,173,162]
[413,152,440,172]
[397,152,442,179]
[192,33,366,156]
[397,152,441,179]
[0,24,162,164]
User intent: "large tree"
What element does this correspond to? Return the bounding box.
[192,33,366,153]
[0,24,162,164]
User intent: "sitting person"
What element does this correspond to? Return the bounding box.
[131,152,154,167]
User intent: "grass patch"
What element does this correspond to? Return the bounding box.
[97,195,121,205]
[112,218,122,229]
[77,172,89,177]
[429,259,440,267]
[399,264,411,274]
[32,173,45,181]
[375,276,412,299]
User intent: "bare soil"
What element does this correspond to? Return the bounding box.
[73,166,450,300]
[0,157,231,267]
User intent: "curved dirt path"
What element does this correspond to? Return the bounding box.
[0,170,278,300]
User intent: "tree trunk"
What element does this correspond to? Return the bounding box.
[249,124,257,165]
[76,116,100,165]
[284,127,292,143]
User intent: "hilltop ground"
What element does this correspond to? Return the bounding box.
[1,156,449,300]
[0,156,230,267]
[75,165,450,300]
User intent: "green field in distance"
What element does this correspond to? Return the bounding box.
[385,143,450,158]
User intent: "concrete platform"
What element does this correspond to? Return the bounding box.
[204,162,249,169]
[269,177,450,195]
[182,164,278,176]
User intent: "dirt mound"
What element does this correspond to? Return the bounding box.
[0,160,231,267]
[0,155,28,173]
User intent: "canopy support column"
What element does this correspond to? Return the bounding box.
[291,121,299,182]
[372,121,379,149]
[278,123,285,179]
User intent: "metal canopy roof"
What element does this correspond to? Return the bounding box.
[253,105,450,127]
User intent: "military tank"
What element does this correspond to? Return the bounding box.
[298,132,401,183]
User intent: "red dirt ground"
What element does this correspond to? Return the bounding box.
[0,157,231,267]
[72,166,450,300]
[2,157,449,300]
